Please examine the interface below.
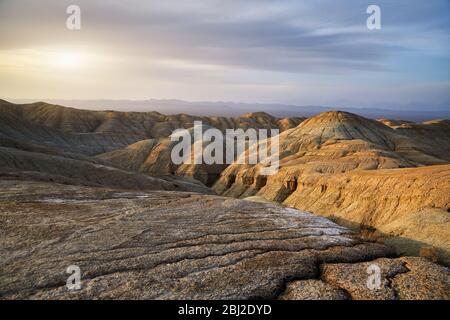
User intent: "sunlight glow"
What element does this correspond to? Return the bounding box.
[55,52,84,69]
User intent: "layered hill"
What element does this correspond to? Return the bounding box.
[1,100,449,265]
[0,100,449,299]
[0,100,146,156]
[0,100,303,187]
[379,118,450,162]
[214,111,450,264]
[0,143,211,194]
[97,125,235,186]
[99,111,450,187]
[0,100,303,141]
[96,135,227,186]
[0,100,303,189]
[0,101,211,193]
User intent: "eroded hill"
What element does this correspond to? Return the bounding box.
[0,100,303,187]
[214,111,450,264]
[0,101,449,299]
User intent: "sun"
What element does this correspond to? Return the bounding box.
[55,52,84,69]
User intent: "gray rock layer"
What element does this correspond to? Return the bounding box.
[1,180,448,300]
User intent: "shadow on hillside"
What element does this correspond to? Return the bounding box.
[326,215,450,267]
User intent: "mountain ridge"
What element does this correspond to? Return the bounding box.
[6,98,449,121]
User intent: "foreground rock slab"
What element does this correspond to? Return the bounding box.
[0,180,447,299]
[321,257,449,300]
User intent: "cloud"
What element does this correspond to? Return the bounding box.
[0,0,449,107]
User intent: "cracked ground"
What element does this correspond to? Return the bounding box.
[0,179,448,299]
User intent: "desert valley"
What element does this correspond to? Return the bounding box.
[0,99,448,300]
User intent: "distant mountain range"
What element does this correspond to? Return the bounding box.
[7,98,450,121]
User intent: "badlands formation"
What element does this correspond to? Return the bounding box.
[214,111,450,265]
[0,100,448,299]
[0,100,302,186]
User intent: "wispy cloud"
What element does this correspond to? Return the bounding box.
[0,0,449,108]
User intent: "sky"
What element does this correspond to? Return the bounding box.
[0,0,449,110]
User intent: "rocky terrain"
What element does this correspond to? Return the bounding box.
[0,100,449,299]
[214,111,450,264]
[0,100,302,148]
[0,100,303,186]
[95,127,228,186]
[379,118,450,161]
[0,180,448,300]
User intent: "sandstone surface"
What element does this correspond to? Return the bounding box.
[1,180,448,300]
[214,111,450,264]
